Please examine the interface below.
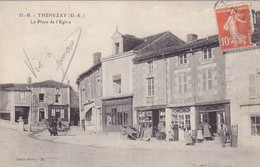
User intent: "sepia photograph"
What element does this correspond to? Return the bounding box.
[0,1,260,167]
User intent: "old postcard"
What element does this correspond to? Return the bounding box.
[0,1,260,167]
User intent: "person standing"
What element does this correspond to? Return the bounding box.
[184,126,194,145]
[173,122,179,141]
[197,122,204,143]
[203,122,212,140]
[218,122,228,148]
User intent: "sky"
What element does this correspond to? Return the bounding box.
[0,1,260,90]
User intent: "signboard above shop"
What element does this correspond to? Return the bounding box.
[215,4,255,51]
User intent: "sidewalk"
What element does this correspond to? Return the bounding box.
[33,126,259,152]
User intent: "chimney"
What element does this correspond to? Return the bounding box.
[187,33,198,43]
[27,77,32,84]
[93,52,101,65]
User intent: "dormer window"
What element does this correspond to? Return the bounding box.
[115,43,120,54]
[179,54,187,65]
[203,48,212,60]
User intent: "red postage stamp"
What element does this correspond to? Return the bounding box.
[215,4,255,51]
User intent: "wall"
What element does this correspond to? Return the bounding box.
[168,47,226,106]
[226,48,260,148]
[102,53,134,98]
[133,58,167,108]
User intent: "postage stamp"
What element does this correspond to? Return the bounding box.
[215,4,255,51]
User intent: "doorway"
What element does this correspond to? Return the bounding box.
[201,112,217,133]
[15,106,29,124]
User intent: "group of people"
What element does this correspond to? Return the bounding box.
[170,121,229,148]
[48,116,63,136]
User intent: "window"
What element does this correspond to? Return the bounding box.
[147,61,153,74]
[179,54,187,65]
[39,93,44,102]
[178,73,188,94]
[203,48,212,60]
[61,109,64,119]
[55,94,61,103]
[115,42,119,54]
[51,109,55,116]
[19,91,25,100]
[113,75,121,95]
[201,113,208,124]
[202,68,213,91]
[147,77,154,96]
[106,106,128,126]
[172,113,190,130]
[251,115,260,136]
[86,110,92,122]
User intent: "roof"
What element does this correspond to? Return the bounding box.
[133,31,185,51]
[30,80,70,88]
[0,83,30,91]
[133,34,219,61]
[76,62,101,85]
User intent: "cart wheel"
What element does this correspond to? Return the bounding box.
[59,130,67,136]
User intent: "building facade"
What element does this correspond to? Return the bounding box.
[224,10,260,148]
[101,30,143,132]
[133,32,185,136]
[77,52,102,132]
[0,83,31,124]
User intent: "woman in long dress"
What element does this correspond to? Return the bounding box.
[203,122,212,140]
[197,122,204,143]
[184,127,193,145]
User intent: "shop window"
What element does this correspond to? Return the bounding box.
[147,61,153,74]
[0,113,10,120]
[106,107,128,126]
[201,113,208,124]
[203,48,212,60]
[39,93,44,102]
[19,91,26,100]
[138,111,152,128]
[61,109,64,119]
[147,77,154,96]
[251,115,260,136]
[179,54,187,65]
[172,113,190,130]
[51,109,55,116]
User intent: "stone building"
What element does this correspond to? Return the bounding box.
[224,10,260,148]
[29,80,79,124]
[133,33,230,140]
[0,82,31,124]
[76,52,102,132]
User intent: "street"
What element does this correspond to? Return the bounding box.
[0,127,259,167]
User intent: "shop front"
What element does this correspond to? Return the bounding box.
[170,107,192,141]
[15,106,30,124]
[102,96,133,132]
[136,109,166,138]
[48,104,69,122]
[196,103,231,134]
